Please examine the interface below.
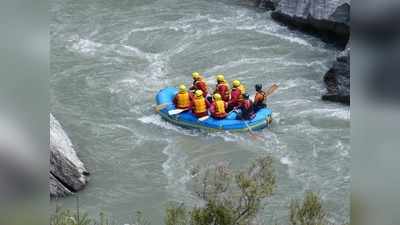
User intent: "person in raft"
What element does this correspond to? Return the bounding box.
[214,74,230,102]
[228,79,244,111]
[173,84,191,110]
[191,90,209,118]
[253,84,267,112]
[236,93,255,120]
[209,93,228,119]
[190,72,208,97]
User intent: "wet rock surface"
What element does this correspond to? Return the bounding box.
[249,0,280,10]
[322,46,350,104]
[271,0,350,46]
[49,113,89,198]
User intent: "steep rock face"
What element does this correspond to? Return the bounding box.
[246,0,280,10]
[271,0,350,45]
[49,172,72,197]
[49,113,89,198]
[265,0,350,103]
[322,46,350,104]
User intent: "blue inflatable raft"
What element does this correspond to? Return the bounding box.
[155,87,272,131]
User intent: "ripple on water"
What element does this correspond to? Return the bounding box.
[161,142,195,202]
[138,114,198,137]
[52,0,349,223]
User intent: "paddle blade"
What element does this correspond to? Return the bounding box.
[168,108,188,115]
[198,115,210,121]
[154,103,168,112]
[265,84,278,97]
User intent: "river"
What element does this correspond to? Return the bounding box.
[50,0,350,224]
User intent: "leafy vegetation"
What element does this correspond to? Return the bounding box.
[180,156,276,225]
[51,156,345,225]
[289,192,326,225]
[50,200,147,225]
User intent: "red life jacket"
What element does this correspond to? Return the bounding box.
[194,80,208,96]
[240,100,255,120]
[230,88,242,106]
[216,83,229,101]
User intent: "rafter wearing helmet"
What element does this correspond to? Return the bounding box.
[190,72,208,97]
[214,74,230,102]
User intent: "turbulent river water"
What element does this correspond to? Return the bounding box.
[50,0,350,224]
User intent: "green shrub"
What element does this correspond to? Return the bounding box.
[167,156,276,225]
[165,203,187,225]
[50,157,345,225]
[50,207,92,225]
[289,192,326,225]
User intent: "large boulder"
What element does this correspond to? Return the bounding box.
[271,0,350,45]
[322,45,350,104]
[49,113,89,198]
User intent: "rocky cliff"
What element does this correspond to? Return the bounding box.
[49,114,89,198]
[271,0,350,45]
[246,0,280,10]
[322,45,350,104]
[254,0,351,104]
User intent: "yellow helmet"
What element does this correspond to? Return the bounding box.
[192,72,201,80]
[194,89,203,97]
[232,80,241,87]
[179,84,187,92]
[216,74,225,82]
[213,93,222,101]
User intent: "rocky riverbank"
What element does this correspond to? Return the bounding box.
[322,44,350,104]
[246,0,350,104]
[49,114,89,198]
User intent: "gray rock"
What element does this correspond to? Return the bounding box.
[271,0,350,45]
[322,45,350,104]
[265,0,350,102]
[245,0,280,10]
[50,113,89,197]
[49,172,72,198]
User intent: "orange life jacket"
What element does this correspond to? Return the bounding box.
[254,91,266,105]
[238,84,246,94]
[214,100,227,118]
[193,96,207,114]
[238,84,246,101]
[176,92,190,109]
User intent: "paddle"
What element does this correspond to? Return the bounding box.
[168,108,188,115]
[238,114,255,134]
[265,83,279,98]
[198,115,210,121]
[234,109,264,140]
[154,103,169,112]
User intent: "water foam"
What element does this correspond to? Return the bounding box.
[207,131,246,143]
[277,78,321,91]
[298,108,350,121]
[138,114,198,136]
[161,142,194,201]
[280,156,293,165]
[235,24,312,47]
[69,37,103,55]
